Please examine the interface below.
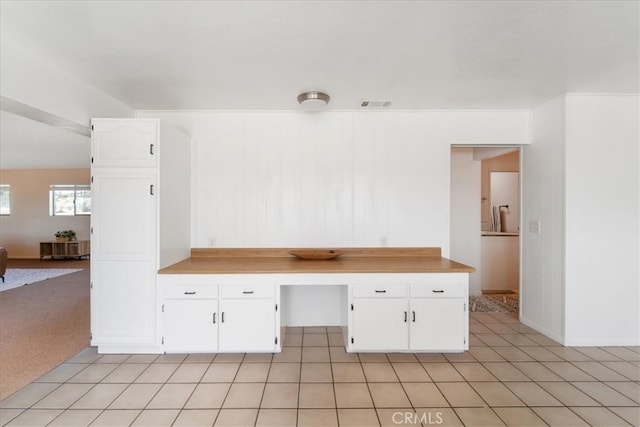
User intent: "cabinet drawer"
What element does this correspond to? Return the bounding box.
[220,284,275,299]
[352,284,407,298]
[164,283,218,299]
[410,282,465,298]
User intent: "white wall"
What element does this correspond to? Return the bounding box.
[0,169,91,258]
[525,94,640,346]
[157,122,192,269]
[137,110,529,327]
[564,94,639,346]
[522,96,567,343]
[450,147,482,295]
[138,110,530,255]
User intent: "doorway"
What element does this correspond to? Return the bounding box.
[450,146,521,301]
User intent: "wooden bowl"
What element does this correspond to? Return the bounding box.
[288,249,344,260]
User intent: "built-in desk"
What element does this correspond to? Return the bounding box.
[160,247,474,275]
[157,248,474,354]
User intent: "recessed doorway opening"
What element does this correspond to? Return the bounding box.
[450,146,521,315]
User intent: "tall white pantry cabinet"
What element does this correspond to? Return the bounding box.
[90,118,191,353]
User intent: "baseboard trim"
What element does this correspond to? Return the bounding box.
[96,344,162,354]
[519,316,565,345]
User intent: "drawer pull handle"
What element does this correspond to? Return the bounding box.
[242,291,254,294]
[213,313,216,324]
[412,311,416,322]
[404,311,407,322]
[184,291,196,295]
[432,290,445,293]
[221,312,225,323]
[375,290,386,293]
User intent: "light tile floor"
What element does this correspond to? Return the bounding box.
[1,313,638,426]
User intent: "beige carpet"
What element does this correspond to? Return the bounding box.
[1,268,83,292]
[0,259,90,400]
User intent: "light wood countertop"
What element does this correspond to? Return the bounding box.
[159,248,475,274]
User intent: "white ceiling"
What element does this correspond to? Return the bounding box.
[0,0,638,168]
[0,110,90,169]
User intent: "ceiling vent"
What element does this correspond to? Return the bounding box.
[360,100,392,108]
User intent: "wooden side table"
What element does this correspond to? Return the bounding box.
[40,240,90,260]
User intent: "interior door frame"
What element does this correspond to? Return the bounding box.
[450,145,523,317]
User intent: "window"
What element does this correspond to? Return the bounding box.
[0,185,10,215]
[49,185,91,216]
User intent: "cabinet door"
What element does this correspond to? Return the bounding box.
[219,299,276,352]
[163,299,218,353]
[410,298,466,351]
[91,170,157,261]
[90,170,157,348]
[351,298,408,351]
[92,260,156,345]
[91,119,158,168]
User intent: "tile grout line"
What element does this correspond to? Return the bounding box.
[3,316,638,427]
[170,358,213,426]
[252,356,272,426]
[39,354,124,426]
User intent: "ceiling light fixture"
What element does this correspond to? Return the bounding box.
[297,91,330,111]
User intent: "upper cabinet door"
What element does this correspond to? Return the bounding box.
[91,119,159,168]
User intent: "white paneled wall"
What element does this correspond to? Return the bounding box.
[525,94,640,346]
[136,110,530,327]
[455,111,531,144]
[191,112,456,251]
[138,110,530,254]
[353,113,455,249]
[523,96,566,343]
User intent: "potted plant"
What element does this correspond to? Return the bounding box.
[54,230,77,241]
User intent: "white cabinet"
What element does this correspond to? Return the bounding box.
[91,119,158,168]
[91,119,160,353]
[351,298,408,351]
[90,170,157,261]
[160,279,219,353]
[219,284,279,352]
[92,260,156,346]
[409,281,467,351]
[163,298,218,353]
[91,118,191,353]
[158,278,280,353]
[350,283,408,351]
[219,299,277,352]
[349,275,468,352]
[409,298,466,351]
